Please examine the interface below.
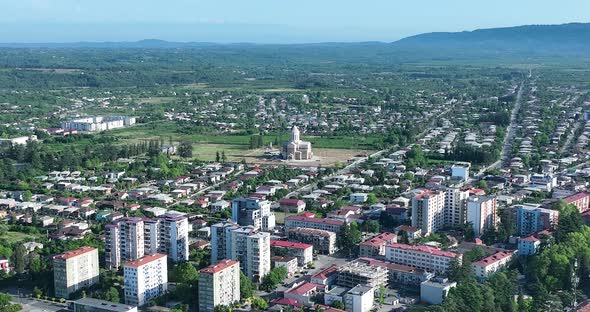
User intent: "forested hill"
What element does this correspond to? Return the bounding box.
[392,23,590,57]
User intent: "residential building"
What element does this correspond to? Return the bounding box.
[105,213,189,269]
[359,232,397,259]
[211,223,271,282]
[285,213,345,233]
[564,192,590,213]
[198,260,241,312]
[284,282,321,306]
[420,278,457,304]
[311,265,339,286]
[518,236,541,256]
[344,285,375,312]
[512,204,559,236]
[279,198,307,213]
[231,197,275,231]
[451,163,470,181]
[272,256,298,276]
[466,196,497,237]
[385,243,461,274]
[72,298,137,312]
[472,251,515,280]
[444,187,469,227]
[270,240,313,266]
[53,247,99,299]
[411,189,446,235]
[124,254,168,306]
[287,227,336,255]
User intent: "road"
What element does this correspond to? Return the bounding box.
[559,117,584,156]
[488,83,525,171]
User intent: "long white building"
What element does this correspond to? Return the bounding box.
[198,260,241,312]
[61,116,136,132]
[124,254,168,306]
[385,243,462,274]
[53,246,99,299]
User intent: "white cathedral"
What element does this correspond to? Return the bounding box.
[282,125,313,160]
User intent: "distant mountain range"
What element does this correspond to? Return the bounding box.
[1,23,589,59]
[391,22,590,57]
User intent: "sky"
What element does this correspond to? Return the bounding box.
[1,0,590,43]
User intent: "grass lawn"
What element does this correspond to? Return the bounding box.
[3,231,35,244]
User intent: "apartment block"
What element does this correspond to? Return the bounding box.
[198,260,241,312]
[512,203,559,236]
[287,227,336,255]
[210,223,271,282]
[124,254,168,306]
[444,187,469,227]
[385,243,462,274]
[270,240,313,266]
[285,213,345,233]
[105,213,189,269]
[359,232,397,259]
[53,246,99,299]
[231,197,275,231]
[472,251,515,280]
[411,189,446,235]
[344,285,375,312]
[466,196,497,237]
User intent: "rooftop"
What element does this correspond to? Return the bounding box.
[387,243,459,258]
[73,298,136,312]
[53,246,96,261]
[124,253,167,268]
[271,240,313,250]
[200,259,239,274]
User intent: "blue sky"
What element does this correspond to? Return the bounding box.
[2,0,590,43]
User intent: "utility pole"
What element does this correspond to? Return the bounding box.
[571,258,579,311]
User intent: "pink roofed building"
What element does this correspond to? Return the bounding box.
[385,243,462,274]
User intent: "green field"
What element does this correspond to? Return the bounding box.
[2,231,35,244]
[109,121,381,150]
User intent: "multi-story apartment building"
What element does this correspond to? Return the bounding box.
[466,196,498,237]
[411,189,446,235]
[105,213,189,269]
[198,260,241,312]
[211,223,271,282]
[358,257,434,287]
[444,187,469,227]
[385,243,462,274]
[231,197,275,231]
[270,240,313,266]
[124,254,168,306]
[344,285,375,312]
[512,203,560,236]
[359,232,397,259]
[285,213,345,233]
[287,227,337,255]
[105,217,145,269]
[210,221,240,263]
[53,246,99,299]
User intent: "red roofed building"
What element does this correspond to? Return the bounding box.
[565,192,590,213]
[285,214,345,233]
[359,232,398,259]
[385,243,462,274]
[53,246,99,299]
[285,282,323,306]
[311,265,339,286]
[279,198,306,213]
[270,240,313,266]
[287,227,337,255]
[472,251,515,280]
[198,260,241,312]
[124,254,168,306]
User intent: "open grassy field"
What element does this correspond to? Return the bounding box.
[110,121,381,150]
[2,231,35,244]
